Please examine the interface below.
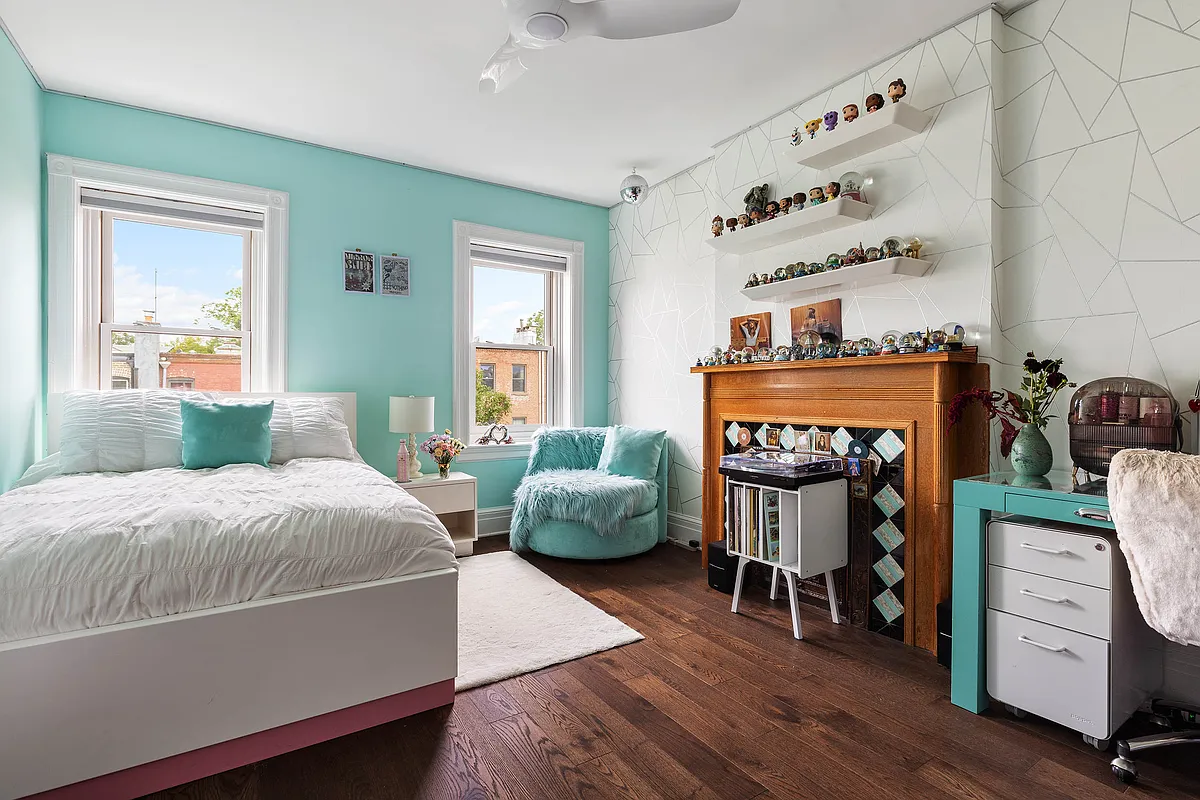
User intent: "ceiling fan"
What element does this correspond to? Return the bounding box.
[479,0,743,93]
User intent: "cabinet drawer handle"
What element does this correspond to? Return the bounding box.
[1020,542,1071,556]
[1020,588,1070,604]
[1074,508,1112,523]
[1018,635,1069,654]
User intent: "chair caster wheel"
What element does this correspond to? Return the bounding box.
[1111,756,1138,785]
[1083,735,1110,751]
[1004,704,1027,719]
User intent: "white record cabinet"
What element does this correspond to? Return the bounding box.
[725,474,848,639]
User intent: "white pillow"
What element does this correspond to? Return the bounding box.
[59,390,205,474]
[267,396,355,463]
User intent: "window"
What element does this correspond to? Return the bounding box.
[100,213,251,391]
[47,156,288,396]
[453,222,583,461]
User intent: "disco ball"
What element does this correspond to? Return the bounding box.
[620,171,649,206]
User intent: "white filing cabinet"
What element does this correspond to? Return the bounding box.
[986,519,1162,745]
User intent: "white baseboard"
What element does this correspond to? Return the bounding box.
[477,506,513,538]
[667,512,702,549]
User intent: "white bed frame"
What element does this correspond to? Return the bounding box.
[3,393,458,800]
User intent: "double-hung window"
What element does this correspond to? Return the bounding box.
[453,222,583,461]
[46,156,288,396]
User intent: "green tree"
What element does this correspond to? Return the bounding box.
[200,286,242,329]
[528,309,545,345]
[475,369,511,425]
[168,335,218,354]
[112,331,134,346]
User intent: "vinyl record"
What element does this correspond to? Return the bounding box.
[847,439,869,459]
[736,427,752,447]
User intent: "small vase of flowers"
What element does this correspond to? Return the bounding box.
[421,430,465,479]
[949,352,1076,477]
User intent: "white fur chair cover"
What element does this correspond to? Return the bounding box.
[1109,449,1200,646]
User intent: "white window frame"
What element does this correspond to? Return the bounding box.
[46,155,289,395]
[452,221,584,463]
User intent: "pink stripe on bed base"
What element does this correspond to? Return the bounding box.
[25,679,455,800]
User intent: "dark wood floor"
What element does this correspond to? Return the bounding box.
[149,538,1200,800]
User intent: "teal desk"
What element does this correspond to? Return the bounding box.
[951,471,1113,713]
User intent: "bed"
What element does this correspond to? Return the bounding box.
[0,392,459,800]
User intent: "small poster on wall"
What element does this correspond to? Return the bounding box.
[381,254,410,297]
[790,299,842,344]
[343,250,376,294]
[730,312,772,350]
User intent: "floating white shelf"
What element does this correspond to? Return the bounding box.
[739,256,931,302]
[705,196,873,256]
[782,102,932,171]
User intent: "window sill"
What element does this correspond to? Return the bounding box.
[458,442,533,463]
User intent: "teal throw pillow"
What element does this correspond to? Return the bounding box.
[597,426,666,481]
[180,399,274,470]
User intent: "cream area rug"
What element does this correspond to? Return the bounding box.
[456,551,643,691]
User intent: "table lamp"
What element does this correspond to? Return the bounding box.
[389,396,435,481]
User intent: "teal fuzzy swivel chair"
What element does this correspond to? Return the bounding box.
[510,426,668,559]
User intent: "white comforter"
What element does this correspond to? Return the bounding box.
[0,458,457,644]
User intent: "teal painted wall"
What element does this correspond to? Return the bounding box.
[0,29,43,491]
[42,94,609,508]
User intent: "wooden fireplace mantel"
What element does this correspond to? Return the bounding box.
[691,348,989,652]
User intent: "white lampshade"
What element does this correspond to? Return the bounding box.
[389,396,435,434]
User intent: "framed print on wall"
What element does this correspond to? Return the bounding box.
[381,253,410,296]
[343,249,376,294]
[730,312,771,350]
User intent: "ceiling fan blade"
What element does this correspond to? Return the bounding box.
[563,0,741,40]
[479,34,529,93]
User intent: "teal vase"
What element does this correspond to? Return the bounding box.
[1011,424,1053,477]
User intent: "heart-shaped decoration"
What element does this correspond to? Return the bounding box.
[1189,398,1200,414]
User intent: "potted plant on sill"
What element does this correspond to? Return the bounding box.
[949,352,1076,478]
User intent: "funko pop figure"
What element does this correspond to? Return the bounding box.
[805,119,821,139]
[792,192,806,211]
[738,213,752,228]
[825,181,841,200]
[711,216,724,237]
[808,186,826,205]
[791,127,802,147]
[749,209,764,225]
[865,93,884,113]
[843,103,860,123]
[726,217,738,233]
[779,196,792,215]
[745,272,759,288]
[765,200,780,220]
[823,110,839,132]
[888,78,907,104]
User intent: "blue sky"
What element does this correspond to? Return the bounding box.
[473,265,544,344]
[112,219,243,329]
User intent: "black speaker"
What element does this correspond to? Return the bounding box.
[708,541,736,594]
[936,600,952,669]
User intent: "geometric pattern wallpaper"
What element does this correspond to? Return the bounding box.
[612,0,1200,534]
[991,0,1200,463]
[610,8,1001,528]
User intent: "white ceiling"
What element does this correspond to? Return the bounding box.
[2,0,1001,206]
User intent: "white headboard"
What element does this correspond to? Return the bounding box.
[46,392,358,454]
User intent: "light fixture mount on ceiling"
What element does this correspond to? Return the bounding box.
[479,0,743,93]
[526,13,568,41]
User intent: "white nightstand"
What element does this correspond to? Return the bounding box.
[399,472,478,557]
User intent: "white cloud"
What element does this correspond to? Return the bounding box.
[113,264,225,329]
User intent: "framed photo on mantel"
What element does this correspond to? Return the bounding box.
[730,312,771,350]
[790,299,842,344]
